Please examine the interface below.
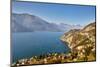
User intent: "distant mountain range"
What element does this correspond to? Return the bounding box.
[11,13,82,32]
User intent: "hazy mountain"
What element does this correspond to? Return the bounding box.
[11,13,82,32]
[58,23,82,31]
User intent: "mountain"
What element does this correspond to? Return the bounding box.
[12,13,62,32]
[61,22,96,61]
[11,13,82,32]
[58,23,82,31]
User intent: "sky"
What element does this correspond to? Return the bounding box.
[12,1,96,25]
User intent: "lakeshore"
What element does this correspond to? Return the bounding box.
[11,51,95,67]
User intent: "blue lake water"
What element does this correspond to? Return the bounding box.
[12,32,70,62]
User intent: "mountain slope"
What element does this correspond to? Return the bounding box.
[61,22,96,61]
[12,13,82,32]
[12,13,62,32]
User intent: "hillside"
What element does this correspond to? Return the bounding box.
[61,22,96,61]
[11,13,82,32]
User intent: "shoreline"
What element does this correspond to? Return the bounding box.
[11,49,95,67]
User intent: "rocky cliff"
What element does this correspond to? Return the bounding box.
[61,22,96,61]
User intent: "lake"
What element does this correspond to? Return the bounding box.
[11,32,70,62]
